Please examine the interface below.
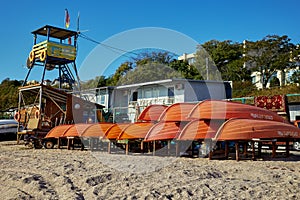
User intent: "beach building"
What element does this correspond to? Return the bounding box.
[250,67,300,89]
[177,53,196,65]
[94,78,232,123]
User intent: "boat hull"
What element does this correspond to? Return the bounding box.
[214,118,300,141]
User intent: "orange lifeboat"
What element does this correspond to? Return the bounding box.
[81,123,114,138]
[118,122,154,140]
[62,124,93,137]
[177,120,223,140]
[44,124,73,139]
[137,105,168,122]
[213,118,300,141]
[158,103,197,122]
[144,121,186,142]
[189,100,286,122]
[105,123,130,140]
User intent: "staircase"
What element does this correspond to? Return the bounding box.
[60,64,75,89]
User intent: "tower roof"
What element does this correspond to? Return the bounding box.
[31,25,77,40]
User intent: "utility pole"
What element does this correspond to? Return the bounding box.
[206,57,209,80]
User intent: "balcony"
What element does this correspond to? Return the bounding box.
[29,40,76,65]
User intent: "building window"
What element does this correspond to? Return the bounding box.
[251,76,256,84]
[153,88,159,98]
[168,87,174,97]
[99,89,107,95]
[145,89,152,98]
[100,95,105,105]
[97,89,107,105]
[188,58,195,64]
[132,91,138,101]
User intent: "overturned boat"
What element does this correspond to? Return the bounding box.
[188,100,287,122]
[213,118,300,141]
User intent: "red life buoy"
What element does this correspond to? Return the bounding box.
[35,110,40,119]
[39,50,47,62]
[29,51,35,62]
[14,112,21,122]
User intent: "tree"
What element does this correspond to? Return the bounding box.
[132,51,176,66]
[198,40,250,81]
[108,50,185,85]
[244,35,296,89]
[232,81,256,98]
[118,62,182,85]
[0,78,22,111]
[80,76,110,89]
[108,62,133,86]
[290,70,300,84]
[194,45,222,81]
[269,77,280,87]
[169,59,203,80]
[96,76,109,87]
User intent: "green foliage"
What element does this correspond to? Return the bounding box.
[81,77,99,90]
[248,84,300,98]
[169,59,203,80]
[105,50,200,86]
[244,35,296,88]
[194,46,222,81]
[81,75,109,89]
[269,77,280,87]
[96,76,109,87]
[233,82,300,102]
[133,51,175,66]
[118,62,182,85]
[290,70,300,84]
[232,81,256,98]
[196,40,250,81]
[107,62,133,86]
[0,78,22,111]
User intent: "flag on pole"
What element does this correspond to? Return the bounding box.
[65,9,70,28]
[68,37,72,45]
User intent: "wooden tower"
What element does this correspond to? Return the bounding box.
[24,25,80,90]
[15,25,102,144]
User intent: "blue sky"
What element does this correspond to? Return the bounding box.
[0,0,300,82]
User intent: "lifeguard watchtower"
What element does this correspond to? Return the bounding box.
[24,25,80,90]
[15,25,101,145]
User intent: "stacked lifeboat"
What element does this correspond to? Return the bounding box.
[43,100,300,156]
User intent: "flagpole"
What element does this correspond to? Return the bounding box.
[77,12,80,33]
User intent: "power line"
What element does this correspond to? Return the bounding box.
[78,33,178,61]
[79,33,138,59]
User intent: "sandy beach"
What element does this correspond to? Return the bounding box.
[1,141,300,200]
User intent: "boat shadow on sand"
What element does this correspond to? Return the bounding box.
[220,150,300,162]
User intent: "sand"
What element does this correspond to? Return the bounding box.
[0,141,300,200]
